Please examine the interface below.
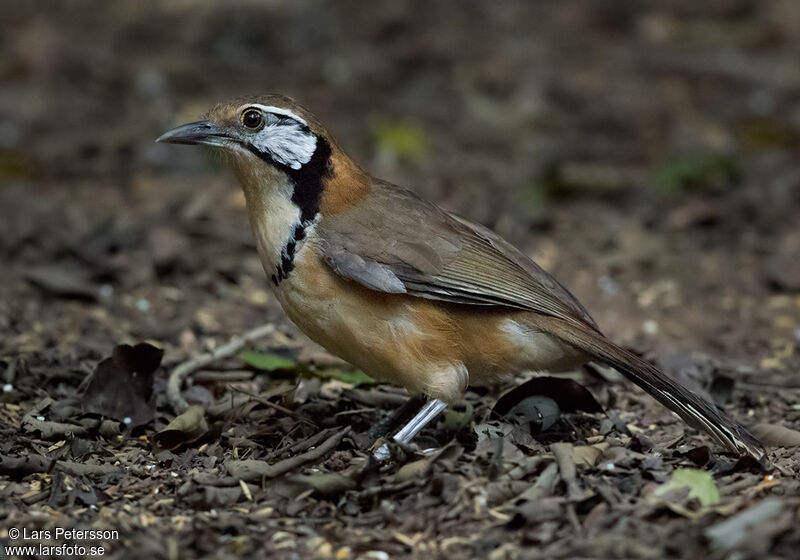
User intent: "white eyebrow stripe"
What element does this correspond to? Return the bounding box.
[251,104,308,126]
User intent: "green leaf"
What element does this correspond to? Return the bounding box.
[314,368,373,386]
[651,153,738,193]
[443,403,473,431]
[239,351,298,371]
[655,468,720,506]
[373,121,429,159]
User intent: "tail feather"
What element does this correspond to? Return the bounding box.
[543,318,765,459]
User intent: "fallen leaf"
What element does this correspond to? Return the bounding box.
[151,406,209,453]
[750,423,800,447]
[493,376,603,417]
[314,368,373,387]
[508,461,559,509]
[654,468,720,506]
[240,351,373,387]
[239,350,298,371]
[442,403,473,431]
[392,442,462,483]
[572,443,608,467]
[394,458,433,482]
[551,442,583,500]
[82,343,162,428]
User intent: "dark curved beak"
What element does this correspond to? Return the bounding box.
[155,120,230,146]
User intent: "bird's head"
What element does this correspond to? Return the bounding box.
[157,94,328,170]
[157,94,368,222]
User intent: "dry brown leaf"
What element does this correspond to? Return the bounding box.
[572,443,609,467]
[82,343,162,428]
[151,406,209,453]
[751,423,800,447]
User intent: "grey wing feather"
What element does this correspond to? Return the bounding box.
[318,180,596,328]
[321,243,407,294]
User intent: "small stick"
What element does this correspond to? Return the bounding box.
[228,386,302,420]
[257,426,348,479]
[193,370,254,383]
[167,324,275,413]
[195,427,350,485]
[0,455,124,478]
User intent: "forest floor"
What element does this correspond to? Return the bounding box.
[2,1,800,558]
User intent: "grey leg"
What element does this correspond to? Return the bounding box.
[374,399,447,460]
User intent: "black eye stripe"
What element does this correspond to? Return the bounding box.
[266,113,312,133]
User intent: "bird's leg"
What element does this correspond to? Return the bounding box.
[374,399,447,460]
[368,394,426,440]
[393,399,447,444]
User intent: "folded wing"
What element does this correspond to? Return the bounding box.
[318,180,596,328]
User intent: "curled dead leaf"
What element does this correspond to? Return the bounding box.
[392,442,462,483]
[494,376,604,416]
[151,406,209,453]
[394,458,432,482]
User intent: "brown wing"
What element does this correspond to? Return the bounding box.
[318,180,596,328]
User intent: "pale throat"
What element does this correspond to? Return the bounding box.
[236,162,317,288]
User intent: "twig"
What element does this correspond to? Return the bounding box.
[192,370,254,383]
[228,386,303,420]
[167,324,276,413]
[195,427,350,485]
[287,427,338,455]
[0,454,124,478]
[0,454,55,477]
[234,426,349,481]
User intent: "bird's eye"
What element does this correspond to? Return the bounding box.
[241,108,264,130]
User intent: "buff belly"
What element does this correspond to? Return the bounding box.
[275,243,588,402]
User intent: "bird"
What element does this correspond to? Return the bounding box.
[157,94,764,460]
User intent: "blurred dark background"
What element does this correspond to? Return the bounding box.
[1,0,799,371]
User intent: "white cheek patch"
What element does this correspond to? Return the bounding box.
[254,122,317,170]
[250,105,317,170]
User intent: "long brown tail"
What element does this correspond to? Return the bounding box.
[542,318,765,459]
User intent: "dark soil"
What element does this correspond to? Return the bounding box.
[2,2,800,559]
